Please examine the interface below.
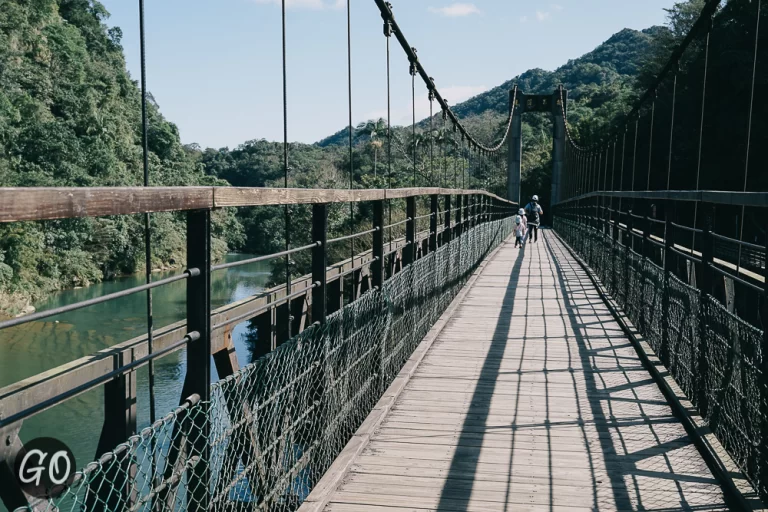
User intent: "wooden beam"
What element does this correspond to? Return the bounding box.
[0,187,515,223]
[0,187,214,222]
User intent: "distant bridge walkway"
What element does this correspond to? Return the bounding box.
[300,230,728,512]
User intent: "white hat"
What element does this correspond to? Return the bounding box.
[518,208,525,215]
[532,195,539,202]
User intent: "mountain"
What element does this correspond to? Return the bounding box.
[317,27,660,148]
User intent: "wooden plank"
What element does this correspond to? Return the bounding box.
[0,187,214,222]
[298,233,512,512]
[0,187,515,223]
[298,232,741,512]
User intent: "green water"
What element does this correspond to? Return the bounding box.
[0,254,271,478]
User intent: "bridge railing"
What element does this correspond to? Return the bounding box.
[0,186,515,511]
[553,190,768,502]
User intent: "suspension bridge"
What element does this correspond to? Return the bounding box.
[0,0,766,510]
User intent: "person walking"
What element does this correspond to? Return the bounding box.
[525,195,544,243]
[515,208,527,248]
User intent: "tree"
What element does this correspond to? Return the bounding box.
[356,118,387,177]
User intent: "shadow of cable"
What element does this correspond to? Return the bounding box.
[434,242,525,511]
[543,231,636,510]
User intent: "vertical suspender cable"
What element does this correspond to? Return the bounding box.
[411,64,417,187]
[429,90,434,184]
[385,21,393,251]
[664,70,678,264]
[347,0,355,282]
[282,0,292,338]
[738,0,761,274]
[666,71,678,190]
[442,111,447,187]
[693,25,712,251]
[647,94,656,190]
[138,1,157,496]
[631,119,639,192]
[138,0,155,437]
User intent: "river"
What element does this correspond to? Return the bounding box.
[0,254,271,487]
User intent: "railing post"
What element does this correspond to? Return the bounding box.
[372,200,385,289]
[404,196,416,266]
[429,195,438,253]
[183,208,211,512]
[624,209,633,307]
[456,195,464,238]
[312,203,328,323]
[444,195,452,245]
[661,204,673,365]
[698,206,714,417]
[643,211,650,263]
[466,195,471,232]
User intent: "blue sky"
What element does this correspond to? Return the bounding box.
[100,0,675,149]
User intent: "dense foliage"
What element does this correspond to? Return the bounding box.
[2,0,728,314]
[0,0,240,313]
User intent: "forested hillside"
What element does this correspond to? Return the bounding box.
[0,0,242,313]
[0,0,700,315]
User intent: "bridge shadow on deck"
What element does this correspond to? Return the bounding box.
[434,240,525,511]
[433,231,726,511]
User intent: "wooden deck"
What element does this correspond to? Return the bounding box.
[301,230,730,512]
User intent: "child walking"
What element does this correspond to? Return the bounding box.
[515,208,527,248]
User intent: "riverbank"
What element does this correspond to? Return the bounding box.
[0,250,235,318]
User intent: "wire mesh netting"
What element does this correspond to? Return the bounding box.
[20,216,513,512]
[554,214,767,501]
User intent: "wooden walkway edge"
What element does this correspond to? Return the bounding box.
[300,230,750,512]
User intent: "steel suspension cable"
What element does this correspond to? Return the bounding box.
[647,93,656,190]
[737,0,761,274]
[347,0,354,288]
[282,0,291,338]
[411,61,417,187]
[692,21,712,251]
[631,118,639,192]
[138,0,155,441]
[374,0,514,154]
[385,20,393,251]
[666,71,678,190]
[560,0,721,155]
[429,89,434,185]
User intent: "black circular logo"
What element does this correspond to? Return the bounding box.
[14,437,76,499]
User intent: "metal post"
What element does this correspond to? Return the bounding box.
[312,203,328,323]
[429,195,438,253]
[624,209,633,307]
[456,195,464,238]
[183,209,211,512]
[404,197,416,266]
[552,88,568,206]
[507,88,522,204]
[698,207,714,417]
[444,195,452,245]
[661,204,673,365]
[90,351,137,509]
[373,200,385,288]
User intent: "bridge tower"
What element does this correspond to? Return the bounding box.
[506,87,568,208]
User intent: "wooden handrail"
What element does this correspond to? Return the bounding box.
[554,190,768,207]
[0,186,516,223]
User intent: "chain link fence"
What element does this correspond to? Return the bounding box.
[554,214,768,502]
[20,216,513,512]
